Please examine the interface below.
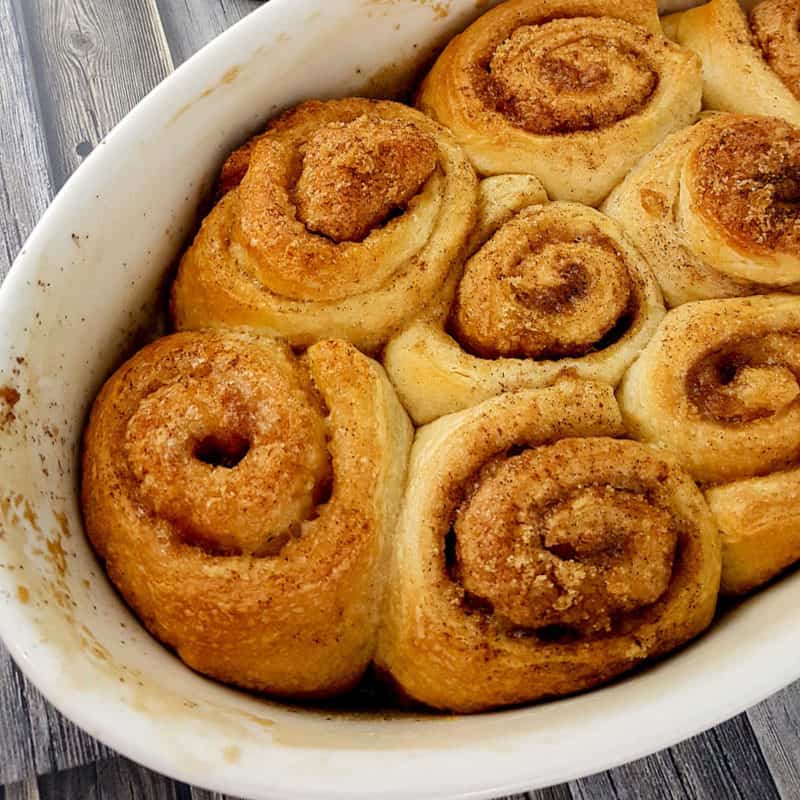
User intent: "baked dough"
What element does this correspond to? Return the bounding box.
[385,185,664,424]
[82,331,413,697]
[664,0,800,125]
[619,295,800,594]
[604,113,800,306]
[417,0,702,205]
[171,98,478,353]
[376,380,721,711]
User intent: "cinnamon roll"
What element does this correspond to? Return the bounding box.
[664,0,800,125]
[384,188,664,424]
[81,331,413,697]
[170,98,478,353]
[375,380,721,712]
[604,113,800,306]
[619,295,800,594]
[416,0,702,205]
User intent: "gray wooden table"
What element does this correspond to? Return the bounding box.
[1,1,799,798]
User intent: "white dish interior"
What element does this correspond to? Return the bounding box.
[0,1,798,798]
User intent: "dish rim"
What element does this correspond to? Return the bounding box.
[1,1,799,798]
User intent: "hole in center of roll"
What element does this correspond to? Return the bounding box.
[773,170,800,206]
[194,434,251,469]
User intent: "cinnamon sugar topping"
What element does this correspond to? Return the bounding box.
[294,115,437,242]
[124,337,331,556]
[453,208,632,359]
[453,439,677,635]
[691,117,800,252]
[686,331,800,424]
[484,18,658,134]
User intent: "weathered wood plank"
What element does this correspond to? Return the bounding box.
[36,759,188,800]
[0,0,52,277]
[678,715,780,800]
[190,787,237,800]
[18,0,174,190]
[0,651,37,787]
[0,0,106,785]
[571,714,780,800]
[748,682,800,799]
[155,0,261,66]
[514,786,574,800]
[570,771,619,800]
[2,778,40,800]
[0,0,178,784]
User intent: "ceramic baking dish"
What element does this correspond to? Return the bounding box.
[0,1,797,798]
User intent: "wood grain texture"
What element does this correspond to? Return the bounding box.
[573,715,780,800]
[17,0,174,189]
[2,778,40,800]
[189,788,233,800]
[36,759,188,800]
[0,0,176,784]
[0,0,111,784]
[516,786,574,800]
[748,685,800,798]
[1,0,52,275]
[155,0,261,66]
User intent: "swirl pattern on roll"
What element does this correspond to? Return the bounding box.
[170,98,478,353]
[664,0,800,125]
[375,380,721,712]
[619,294,800,594]
[384,182,664,424]
[604,113,800,306]
[81,331,413,697]
[416,0,702,205]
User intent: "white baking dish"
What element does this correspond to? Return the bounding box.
[0,1,797,798]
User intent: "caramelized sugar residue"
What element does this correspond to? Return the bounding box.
[0,385,20,430]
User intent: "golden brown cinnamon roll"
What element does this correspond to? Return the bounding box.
[604,113,800,306]
[416,0,702,205]
[375,380,721,712]
[81,331,412,697]
[664,0,800,125]
[384,188,664,424]
[170,98,478,353]
[619,295,800,594]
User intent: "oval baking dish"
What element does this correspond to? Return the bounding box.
[1,1,799,798]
